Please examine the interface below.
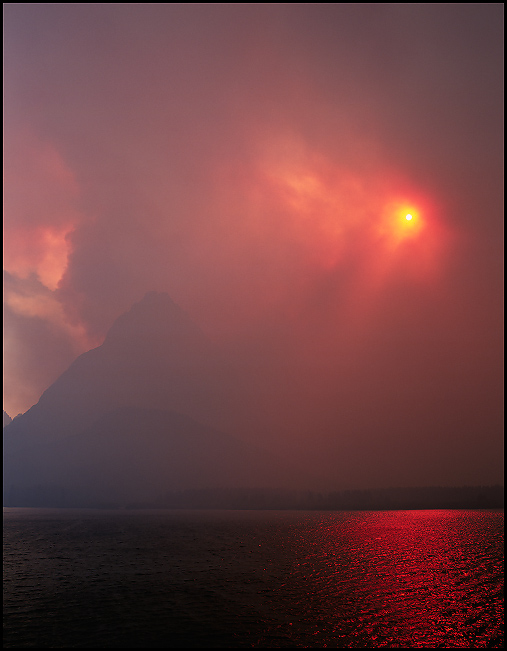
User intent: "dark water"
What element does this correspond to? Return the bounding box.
[3,508,504,648]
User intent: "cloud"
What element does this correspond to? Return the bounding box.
[3,127,82,290]
[3,272,91,417]
[3,126,95,415]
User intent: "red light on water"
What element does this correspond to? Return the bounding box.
[285,510,503,647]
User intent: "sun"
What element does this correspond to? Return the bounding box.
[396,205,423,236]
[377,199,426,247]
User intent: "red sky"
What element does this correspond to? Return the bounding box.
[3,4,503,489]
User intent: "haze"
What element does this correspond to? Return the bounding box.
[3,4,503,491]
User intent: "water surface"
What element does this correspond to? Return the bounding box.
[3,508,504,647]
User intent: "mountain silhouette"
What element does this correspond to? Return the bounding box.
[3,292,290,507]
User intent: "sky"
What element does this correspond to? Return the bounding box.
[3,4,503,490]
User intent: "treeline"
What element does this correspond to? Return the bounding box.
[133,484,504,510]
[4,484,503,510]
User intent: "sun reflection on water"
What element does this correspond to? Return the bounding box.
[277,510,503,648]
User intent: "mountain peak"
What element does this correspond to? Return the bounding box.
[3,291,291,506]
[101,291,208,357]
[137,290,178,309]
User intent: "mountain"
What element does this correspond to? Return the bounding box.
[4,406,282,507]
[6,292,229,445]
[3,292,291,507]
[3,411,12,427]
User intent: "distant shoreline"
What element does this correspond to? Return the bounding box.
[4,485,503,511]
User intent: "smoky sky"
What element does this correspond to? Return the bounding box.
[3,4,503,489]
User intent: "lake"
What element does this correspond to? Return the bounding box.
[3,508,504,648]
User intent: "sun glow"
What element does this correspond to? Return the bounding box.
[378,200,426,246]
[215,132,447,302]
